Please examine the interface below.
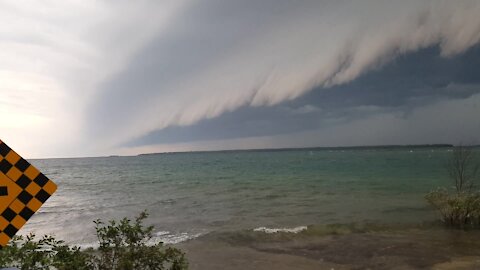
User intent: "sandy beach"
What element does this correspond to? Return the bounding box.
[179,226,480,270]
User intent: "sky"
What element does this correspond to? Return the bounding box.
[1,0,480,158]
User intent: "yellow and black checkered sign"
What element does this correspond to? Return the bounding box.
[0,140,57,247]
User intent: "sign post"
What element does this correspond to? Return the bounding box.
[0,140,57,247]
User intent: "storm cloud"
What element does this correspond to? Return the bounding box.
[87,0,480,149]
[127,45,480,148]
[1,0,480,157]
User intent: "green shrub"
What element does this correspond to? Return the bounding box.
[426,188,480,227]
[0,211,188,270]
[0,233,91,270]
[426,146,480,228]
[92,211,188,270]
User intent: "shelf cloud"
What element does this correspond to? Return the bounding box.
[2,0,480,157]
[87,1,480,148]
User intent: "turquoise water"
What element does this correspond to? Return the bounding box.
[19,147,464,245]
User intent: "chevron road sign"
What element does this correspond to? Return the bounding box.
[0,140,57,247]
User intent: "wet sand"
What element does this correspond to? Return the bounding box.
[178,226,480,269]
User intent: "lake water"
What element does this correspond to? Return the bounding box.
[20,147,463,247]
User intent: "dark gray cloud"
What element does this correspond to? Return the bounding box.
[84,1,480,151]
[127,44,480,147]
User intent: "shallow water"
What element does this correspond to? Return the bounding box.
[19,146,473,247]
[179,225,480,269]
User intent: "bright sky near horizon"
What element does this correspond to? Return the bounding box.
[1,0,480,158]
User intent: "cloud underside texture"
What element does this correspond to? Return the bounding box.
[127,45,480,149]
[87,0,480,150]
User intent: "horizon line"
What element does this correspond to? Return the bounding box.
[30,143,477,161]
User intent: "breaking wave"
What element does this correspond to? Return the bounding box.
[253,226,307,234]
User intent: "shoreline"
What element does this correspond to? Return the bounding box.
[11,220,480,269]
[178,224,480,269]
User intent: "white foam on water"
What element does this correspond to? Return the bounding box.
[151,231,204,244]
[75,231,203,250]
[253,226,308,234]
[77,242,99,250]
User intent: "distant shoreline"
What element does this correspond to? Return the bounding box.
[34,143,480,160]
[137,143,456,156]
